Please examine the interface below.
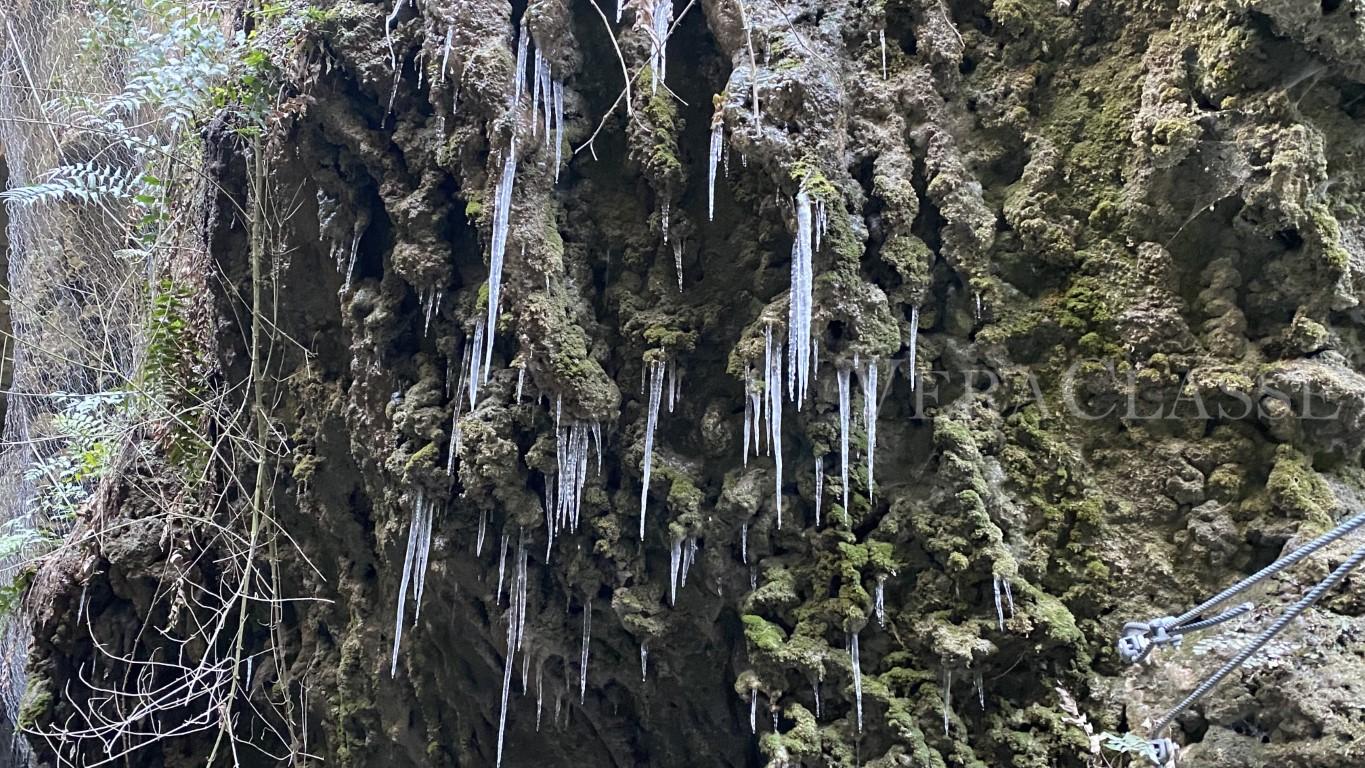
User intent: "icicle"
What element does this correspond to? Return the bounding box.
[468,318,486,409]
[512,26,528,109]
[993,574,1005,631]
[531,48,543,129]
[880,29,887,80]
[680,537,697,588]
[749,567,757,591]
[742,366,755,465]
[447,334,467,474]
[740,522,748,564]
[579,600,592,703]
[908,305,919,392]
[814,455,824,527]
[975,293,983,320]
[750,690,758,733]
[708,109,723,221]
[494,528,528,768]
[641,643,649,681]
[514,534,528,650]
[536,663,544,731]
[390,490,435,676]
[864,360,878,502]
[942,669,952,735]
[412,498,436,621]
[441,27,454,83]
[553,422,594,539]
[544,481,556,558]
[813,678,822,719]
[495,608,518,767]
[975,669,985,711]
[616,0,623,23]
[850,631,863,733]
[540,59,552,143]
[343,230,360,292]
[674,239,684,292]
[476,509,487,556]
[421,287,438,336]
[1004,578,1016,617]
[838,366,851,521]
[874,576,886,627]
[496,531,509,604]
[484,139,518,381]
[553,81,565,182]
[516,363,527,404]
[661,200,670,242]
[669,537,683,606]
[787,191,814,406]
[640,359,665,540]
[592,422,603,475]
[667,358,678,413]
[649,0,674,93]
[765,325,783,527]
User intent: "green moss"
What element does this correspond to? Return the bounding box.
[759,702,821,762]
[640,71,683,182]
[642,324,698,352]
[464,198,484,221]
[1308,203,1350,273]
[789,157,839,201]
[742,614,787,652]
[16,673,51,731]
[403,442,438,474]
[1266,445,1335,531]
[666,472,704,517]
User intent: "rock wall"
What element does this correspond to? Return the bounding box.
[19,0,1365,766]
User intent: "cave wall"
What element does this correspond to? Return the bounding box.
[19,0,1365,766]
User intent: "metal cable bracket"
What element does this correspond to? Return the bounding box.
[1116,510,1365,764]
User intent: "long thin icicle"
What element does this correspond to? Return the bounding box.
[468,318,486,409]
[553,80,565,182]
[814,455,824,527]
[495,535,528,768]
[390,490,435,676]
[993,574,1005,630]
[640,359,665,540]
[864,360,878,502]
[680,537,696,588]
[649,0,674,93]
[838,366,851,521]
[908,304,920,391]
[708,107,723,221]
[669,537,683,606]
[512,25,528,108]
[787,190,814,405]
[484,137,518,381]
[552,422,597,543]
[850,631,863,733]
[765,325,783,527]
[579,599,592,702]
[943,668,953,735]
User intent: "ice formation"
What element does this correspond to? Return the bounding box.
[640,359,665,540]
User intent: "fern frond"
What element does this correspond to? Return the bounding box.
[1,163,145,207]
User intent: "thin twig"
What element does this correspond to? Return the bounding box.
[586,0,632,117]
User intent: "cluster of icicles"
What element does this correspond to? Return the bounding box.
[371,12,958,764]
